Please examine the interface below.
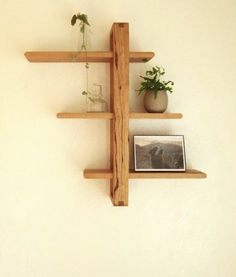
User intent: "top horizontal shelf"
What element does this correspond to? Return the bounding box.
[24,51,155,63]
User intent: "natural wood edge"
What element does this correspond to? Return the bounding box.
[129,113,183,119]
[129,169,207,179]
[109,22,129,207]
[24,52,29,60]
[129,52,155,62]
[111,197,128,206]
[83,169,207,179]
[25,51,113,62]
[57,112,114,119]
[84,169,113,179]
[24,51,154,63]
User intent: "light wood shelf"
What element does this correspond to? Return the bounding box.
[84,169,207,179]
[57,112,183,119]
[129,169,207,179]
[129,113,183,119]
[84,169,113,179]
[57,112,113,119]
[26,22,207,206]
[25,51,154,63]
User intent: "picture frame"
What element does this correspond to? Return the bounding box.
[134,135,186,172]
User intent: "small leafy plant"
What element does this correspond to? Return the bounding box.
[71,11,91,95]
[71,13,90,51]
[137,66,174,98]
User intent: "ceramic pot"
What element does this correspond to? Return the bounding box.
[144,90,168,113]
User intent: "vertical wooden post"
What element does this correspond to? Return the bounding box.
[110,23,129,206]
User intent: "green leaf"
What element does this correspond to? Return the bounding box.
[146,70,153,76]
[137,65,174,96]
[71,14,77,25]
[78,14,90,26]
[140,76,152,81]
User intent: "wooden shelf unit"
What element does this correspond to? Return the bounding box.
[26,22,206,206]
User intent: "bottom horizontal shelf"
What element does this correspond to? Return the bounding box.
[83,169,207,179]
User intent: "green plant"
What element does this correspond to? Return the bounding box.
[71,13,90,51]
[137,66,174,98]
[71,11,91,95]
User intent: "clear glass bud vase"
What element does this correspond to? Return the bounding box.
[86,84,108,112]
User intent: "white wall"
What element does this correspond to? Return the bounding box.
[1,0,236,276]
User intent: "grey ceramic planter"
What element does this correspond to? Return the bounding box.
[144,90,168,113]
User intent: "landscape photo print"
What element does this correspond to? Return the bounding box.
[134,135,186,172]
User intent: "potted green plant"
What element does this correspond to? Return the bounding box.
[137,66,174,113]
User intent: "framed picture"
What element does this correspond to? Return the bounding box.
[134,135,186,172]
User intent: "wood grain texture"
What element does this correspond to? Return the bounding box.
[57,112,113,119]
[129,113,183,119]
[84,169,113,179]
[109,33,115,201]
[25,51,154,63]
[25,51,112,62]
[129,52,155,62]
[56,112,182,119]
[128,169,207,179]
[83,169,207,179]
[110,23,130,206]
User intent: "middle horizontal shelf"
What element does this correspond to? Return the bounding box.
[57,112,183,119]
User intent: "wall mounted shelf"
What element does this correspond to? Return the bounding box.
[57,112,114,119]
[130,113,183,119]
[25,51,154,63]
[56,112,183,120]
[25,22,206,206]
[84,169,207,179]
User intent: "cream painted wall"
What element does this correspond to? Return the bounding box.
[1,0,236,276]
